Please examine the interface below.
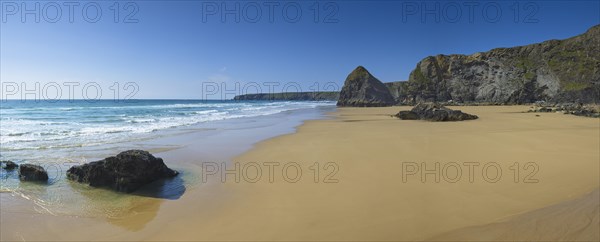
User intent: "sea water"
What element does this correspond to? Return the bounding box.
[0,99,335,218]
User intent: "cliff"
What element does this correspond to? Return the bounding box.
[233,92,339,101]
[398,25,599,104]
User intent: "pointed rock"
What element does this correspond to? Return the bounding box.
[337,66,396,107]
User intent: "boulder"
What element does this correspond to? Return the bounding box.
[67,150,179,193]
[337,66,396,107]
[528,103,600,117]
[19,164,49,182]
[1,160,18,170]
[396,111,419,120]
[395,103,478,121]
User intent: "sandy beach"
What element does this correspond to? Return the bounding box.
[174,105,599,241]
[3,1,599,240]
[1,106,598,241]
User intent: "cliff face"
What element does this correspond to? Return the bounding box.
[400,25,600,104]
[385,81,408,103]
[337,66,396,107]
[233,92,339,101]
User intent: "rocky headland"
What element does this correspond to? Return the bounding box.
[233,92,339,101]
[391,25,599,105]
[337,25,599,109]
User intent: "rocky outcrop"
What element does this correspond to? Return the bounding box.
[19,164,48,182]
[233,92,339,101]
[67,150,179,193]
[395,103,478,121]
[337,66,396,107]
[395,110,420,120]
[528,103,600,117]
[397,25,600,104]
[385,81,408,103]
[1,160,18,170]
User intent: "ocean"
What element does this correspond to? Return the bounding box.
[0,99,335,217]
[0,99,334,161]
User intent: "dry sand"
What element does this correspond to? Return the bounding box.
[429,188,599,241]
[1,106,598,241]
[148,106,600,241]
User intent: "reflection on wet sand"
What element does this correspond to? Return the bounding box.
[71,175,186,231]
[107,197,164,231]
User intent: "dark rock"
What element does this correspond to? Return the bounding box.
[385,81,409,104]
[337,66,396,107]
[529,103,600,117]
[538,107,554,112]
[1,160,18,170]
[395,103,478,121]
[396,111,419,120]
[19,164,48,182]
[67,150,179,193]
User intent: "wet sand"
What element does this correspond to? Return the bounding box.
[1,106,598,241]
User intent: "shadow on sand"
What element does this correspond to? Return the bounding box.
[132,174,186,200]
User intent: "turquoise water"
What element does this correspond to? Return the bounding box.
[0,99,334,161]
[0,99,335,218]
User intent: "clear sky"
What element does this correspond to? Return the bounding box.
[1,0,599,99]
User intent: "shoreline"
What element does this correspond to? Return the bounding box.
[0,104,336,241]
[1,105,598,241]
[153,105,598,241]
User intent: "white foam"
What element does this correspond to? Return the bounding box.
[0,101,335,152]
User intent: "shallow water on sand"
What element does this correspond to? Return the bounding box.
[0,101,335,222]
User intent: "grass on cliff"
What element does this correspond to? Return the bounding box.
[548,48,596,91]
[562,82,590,91]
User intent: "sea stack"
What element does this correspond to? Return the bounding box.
[337,66,396,107]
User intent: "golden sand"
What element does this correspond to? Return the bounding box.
[1,106,598,241]
[149,106,600,241]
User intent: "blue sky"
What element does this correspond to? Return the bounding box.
[1,0,599,99]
